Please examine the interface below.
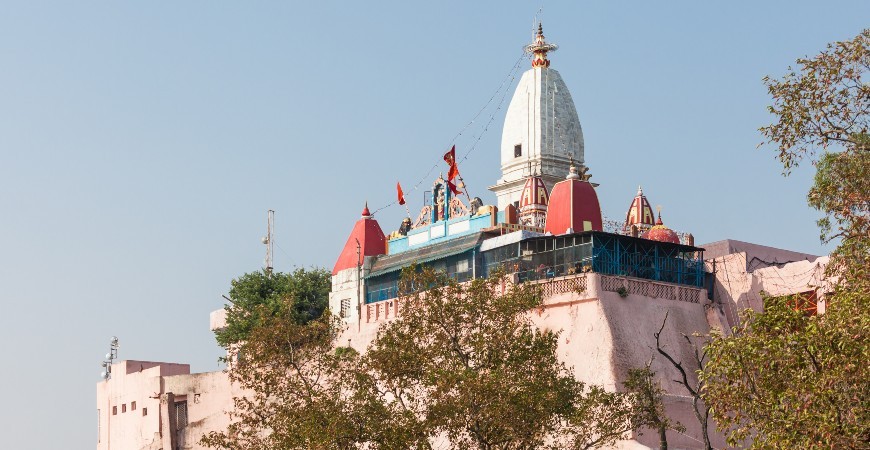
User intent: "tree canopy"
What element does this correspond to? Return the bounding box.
[367,268,648,450]
[703,292,869,449]
[214,267,331,348]
[204,268,652,450]
[759,29,868,173]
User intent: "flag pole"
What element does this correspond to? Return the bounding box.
[397,181,412,218]
[458,174,473,204]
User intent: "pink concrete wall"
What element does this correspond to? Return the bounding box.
[97,361,235,450]
[163,371,238,449]
[209,309,227,332]
[97,363,168,450]
[531,274,726,449]
[708,251,829,330]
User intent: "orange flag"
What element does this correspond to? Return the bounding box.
[443,145,459,181]
[446,179,461,195]
[397,182,406,205]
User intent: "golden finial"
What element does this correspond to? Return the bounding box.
[524,22,558,68]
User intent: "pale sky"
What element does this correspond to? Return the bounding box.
[1,2,867,448]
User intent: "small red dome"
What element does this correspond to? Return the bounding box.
[544,166,603,235]
[641,213,680,244]
[333,203,387,275]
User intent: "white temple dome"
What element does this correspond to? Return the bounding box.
[489,24,585,210]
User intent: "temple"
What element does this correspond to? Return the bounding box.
[329,25,703,329]
[96,23,828,450]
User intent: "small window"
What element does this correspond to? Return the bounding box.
[121,404,126,413]
[340,298,351,318]
[454,259,469,274]
[112,406,117,416]
[175,401,188,430]
[514,144,522,158]
[131,401,136,411]
[142,407,148,417]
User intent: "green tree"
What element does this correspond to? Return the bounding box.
[202,308,414,450]
[808,147,869,279]
[205,268,652,449]
[365,268,648,450]
[702,293,869,449]
[702,29,870,449]
[214,268,330,348]
[624,362,684,450]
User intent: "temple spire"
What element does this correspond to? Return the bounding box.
[524,22,558,68]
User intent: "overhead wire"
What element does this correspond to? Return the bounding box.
[273,240,295,269]
[369,52,528,216]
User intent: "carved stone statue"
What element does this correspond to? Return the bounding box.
[398,217,412,235]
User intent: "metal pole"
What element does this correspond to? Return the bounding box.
[355,238,361,332]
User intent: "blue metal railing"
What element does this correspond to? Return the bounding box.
[365,269,473,303]
[366,286,398,304]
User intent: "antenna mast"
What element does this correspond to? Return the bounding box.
[100,336,119,381]
[262,209,274,273]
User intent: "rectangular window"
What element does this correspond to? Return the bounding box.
[514,144,522,158]
[131,401,136,411]
[142,407,148,417]
[175,401,188,430]
[454,259,469,274]
[340,298,351,318]
[112,406,117,416]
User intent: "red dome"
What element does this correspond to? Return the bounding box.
[332,204,387,275]
[544,168,603,235]
[641,213,680,244]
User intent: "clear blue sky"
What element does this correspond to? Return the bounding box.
[0,2,866,448]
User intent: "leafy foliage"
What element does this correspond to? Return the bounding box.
[759,29,869,172]
[808,146,869,280]
[702,293,869,449]
[214,268,330,348]
[367,267,648,450]
[204,267,653,450]
[201,310,409,450]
